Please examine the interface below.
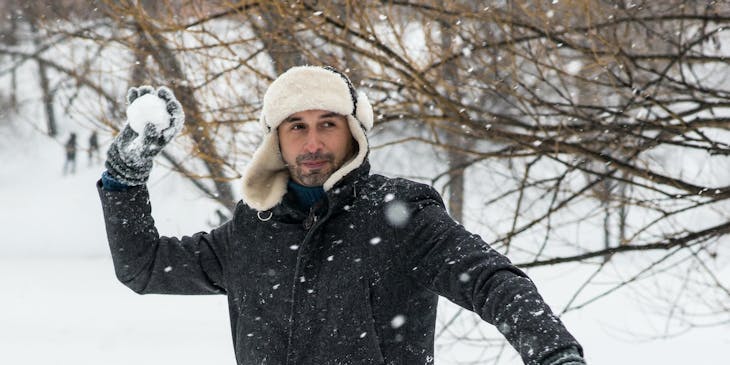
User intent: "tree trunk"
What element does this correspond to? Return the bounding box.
[28,20,57,137]
[250,3,307,74]
[7,7,19,111]
[135,22,237,212]
[440,19,466,223]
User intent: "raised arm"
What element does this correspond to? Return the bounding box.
[98,182,229,295]
[97,85,228,295]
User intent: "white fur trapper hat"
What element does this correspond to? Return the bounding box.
[241,66,374,212]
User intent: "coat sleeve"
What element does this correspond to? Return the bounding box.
[393,182,583,365]
[97,180,228,295]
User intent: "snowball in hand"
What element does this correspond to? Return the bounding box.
[127,93,171,134]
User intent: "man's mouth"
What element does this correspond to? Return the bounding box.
[301,160,328,170]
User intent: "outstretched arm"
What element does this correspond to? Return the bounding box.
[395,183,585,365]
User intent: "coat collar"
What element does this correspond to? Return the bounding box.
[268,160,371,221]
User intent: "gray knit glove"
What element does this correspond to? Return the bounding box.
[541,346,586,365]
[105,85,184,186]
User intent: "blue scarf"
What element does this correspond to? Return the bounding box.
[287,180,325,210]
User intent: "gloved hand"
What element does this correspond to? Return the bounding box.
[105,85,185,186]
[541,346,586,365]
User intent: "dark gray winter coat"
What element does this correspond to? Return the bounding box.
[98,161,582,365]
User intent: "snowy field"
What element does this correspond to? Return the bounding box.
[1,122,728,364]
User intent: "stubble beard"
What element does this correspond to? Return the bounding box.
[288,152,337,187]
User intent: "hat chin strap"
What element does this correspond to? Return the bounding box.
[241,115,369,212]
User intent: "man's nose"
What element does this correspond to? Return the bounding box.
[303,130,324,153]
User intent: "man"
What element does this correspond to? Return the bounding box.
[98,66,586,365]
[88,130,100,166]
[63,132,77,175]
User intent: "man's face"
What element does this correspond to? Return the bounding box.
[278,109,356,187]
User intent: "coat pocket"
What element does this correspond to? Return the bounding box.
[360,278,385,364]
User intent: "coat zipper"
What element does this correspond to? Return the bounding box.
[284,201,330,365]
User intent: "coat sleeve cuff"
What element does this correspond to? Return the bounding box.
[101,170,132,191]
[540,346,586,365]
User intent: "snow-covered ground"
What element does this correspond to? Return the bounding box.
[0,257,234,365]
[1,120,728,364]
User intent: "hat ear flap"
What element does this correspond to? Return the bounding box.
[259,114,271,132]
[355,91,373,131]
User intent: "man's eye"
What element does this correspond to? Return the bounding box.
[291,124,305,130]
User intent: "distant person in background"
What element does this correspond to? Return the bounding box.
[88,130,100,166]
[63,132,77,175]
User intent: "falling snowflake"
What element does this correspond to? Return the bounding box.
[385,200,410,227]
[391,315,407,328]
